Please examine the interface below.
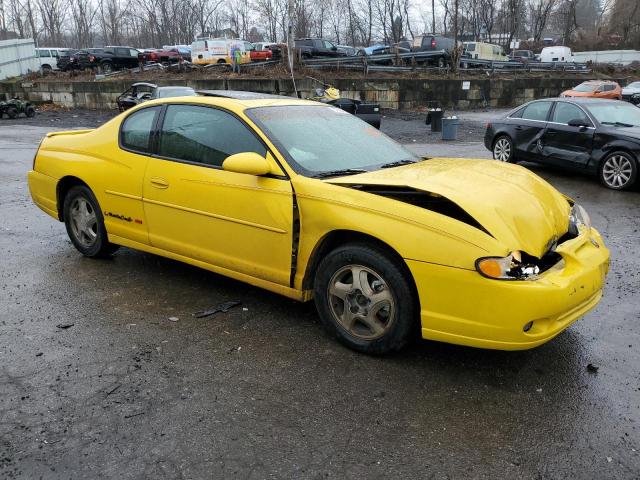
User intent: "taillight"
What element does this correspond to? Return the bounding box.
[89,55,95,62]
[431,38,436,48]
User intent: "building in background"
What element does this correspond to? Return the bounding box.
[0,38,38,80]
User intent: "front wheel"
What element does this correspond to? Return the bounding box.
[6,107,17,119]
[493,135,514,162]
[599,152,637,190]
[63,185,119,257]
[25,106,36,117]
[314,244,417,354]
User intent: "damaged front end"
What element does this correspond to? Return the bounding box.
[475,203,592,281]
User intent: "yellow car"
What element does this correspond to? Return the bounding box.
[27,93,610,354]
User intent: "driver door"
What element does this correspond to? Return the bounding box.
[142,104,294,286]
[542,102,594,168]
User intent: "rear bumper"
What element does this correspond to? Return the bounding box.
[407,227,610,350]
[28,170,59,220]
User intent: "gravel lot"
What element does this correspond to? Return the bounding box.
[1,111,638,479]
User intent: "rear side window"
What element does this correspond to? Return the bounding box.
[120,106,160,153]
[157,105,266,167]
[521,101,552,121]
[602,84,615,92]
[466,43,475,52]
[552,103,590,124]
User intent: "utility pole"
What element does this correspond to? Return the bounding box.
[432,0,435,34]
[287,0,297,96]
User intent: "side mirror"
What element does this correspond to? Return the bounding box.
[567,118,589,128]
[222,152,272,176]
[331,46,337,51]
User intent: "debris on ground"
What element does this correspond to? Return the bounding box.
[193,301,240,319]
[168,316,179,322]
[56,323,74,329]
[35,352,43,357]
[124,411,145,419]
[587,363,599,373]
[106,384,121,396]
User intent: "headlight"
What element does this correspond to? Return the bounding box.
[476,251,540,280]
[569,203,591,235]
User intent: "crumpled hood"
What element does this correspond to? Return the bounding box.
[328,158,571,258]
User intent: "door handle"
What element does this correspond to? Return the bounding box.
[515,126,523,131]
[149,177,169,189]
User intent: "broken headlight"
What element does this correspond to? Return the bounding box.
[475,250,540,280]
[568,203,591,236]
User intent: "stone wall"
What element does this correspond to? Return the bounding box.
[0,75,623,110]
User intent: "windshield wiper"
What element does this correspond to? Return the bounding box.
[601,121,635,127]
[379,159,418,168]
[313,168,367,179]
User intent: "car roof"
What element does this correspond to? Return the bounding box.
[530,97,622,106]
[132,91,321,110]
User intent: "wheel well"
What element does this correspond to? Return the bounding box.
[56,176,89,221]
[492,133,511,150]
[217,59,227,64]
[599,148,638,169]
[302,230,417,293]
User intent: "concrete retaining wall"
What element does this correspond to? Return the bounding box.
[0,75,622,110]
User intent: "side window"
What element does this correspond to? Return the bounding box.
[130,49,139,57]
[521,101,552,121]
[552,103,590,124]
[323,40,334,49]
[120,107,160,153]
[509,106,525,119]
[158,105,267,167]
[603,84,615,92]
[52,50,60,57]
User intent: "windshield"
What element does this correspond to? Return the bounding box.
[247,105,419,176]
[626,82,640,89]
[589,102,640,127]
[573,83,598,92]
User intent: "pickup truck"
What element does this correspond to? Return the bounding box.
[243,41,272,62]
[92,46,140,72]
[294,38,347,59]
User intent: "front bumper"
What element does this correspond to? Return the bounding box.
[407,227,610,350]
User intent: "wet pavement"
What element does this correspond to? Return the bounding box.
[1,121,639,479]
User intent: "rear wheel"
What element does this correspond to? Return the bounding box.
[63,185,119,257]
[314,243,417,354]
[599,151,637,190]
[437,56,446,68]
[493,135,514,163]
[101,61,113,73]
[25,106,36,117]
[6,107,17,119]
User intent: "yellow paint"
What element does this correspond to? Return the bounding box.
[27,95,610,350]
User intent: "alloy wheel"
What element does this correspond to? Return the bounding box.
[602,154,633,188]
[69,197,98,248]
[327,264,395,340]
[493,137,511,161]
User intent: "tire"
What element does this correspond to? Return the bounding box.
[41,64,52,74]
[63,185,119,257]
[313,243,418,354]
[25,106,36,118]
[437,56,446,68]
[492,135,515,163]
[6,107,17,119]
[101,61,113,73]
[599,151,637,190]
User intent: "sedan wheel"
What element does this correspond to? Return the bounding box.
[328,264,395,340]
[600,152,637,190]
[493,136,513,162]
[314,243,417,354]
[63,185,119,257]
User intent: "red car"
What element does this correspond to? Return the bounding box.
[138,47,191,64]
[243,41,272,62]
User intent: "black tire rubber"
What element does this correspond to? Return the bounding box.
[63,185,119,257]
[492,134,515,163]
[313,243,418,355]
[437,57,446,68]
[101,61,113,73]
[25,106,36,118]
[598,151,638,190]
[6,107,18,119]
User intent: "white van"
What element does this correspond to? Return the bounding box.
[539,46,574,63]
[36,48,72,71]
[463,42,508,62]
[190,39,250,65]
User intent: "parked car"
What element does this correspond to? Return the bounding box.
[560,80,622,100]
[484,98,640,190]
[36,48,73,72]
[191,38,250,65]
[243,41,272,61]
[57,49,102,71]
[336,45,358,56]
[462,42,508,62]
[91,46,141,72]
[28,94,609,354]
[357,45,410,65]
[116,83,196,111]
[621,81,640,105]
[509,49,536,63]
[410,34,456,68]
[254,42,282,59]
[295,38,347,58]
[539,46,574,63]
[138,47,191,64]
